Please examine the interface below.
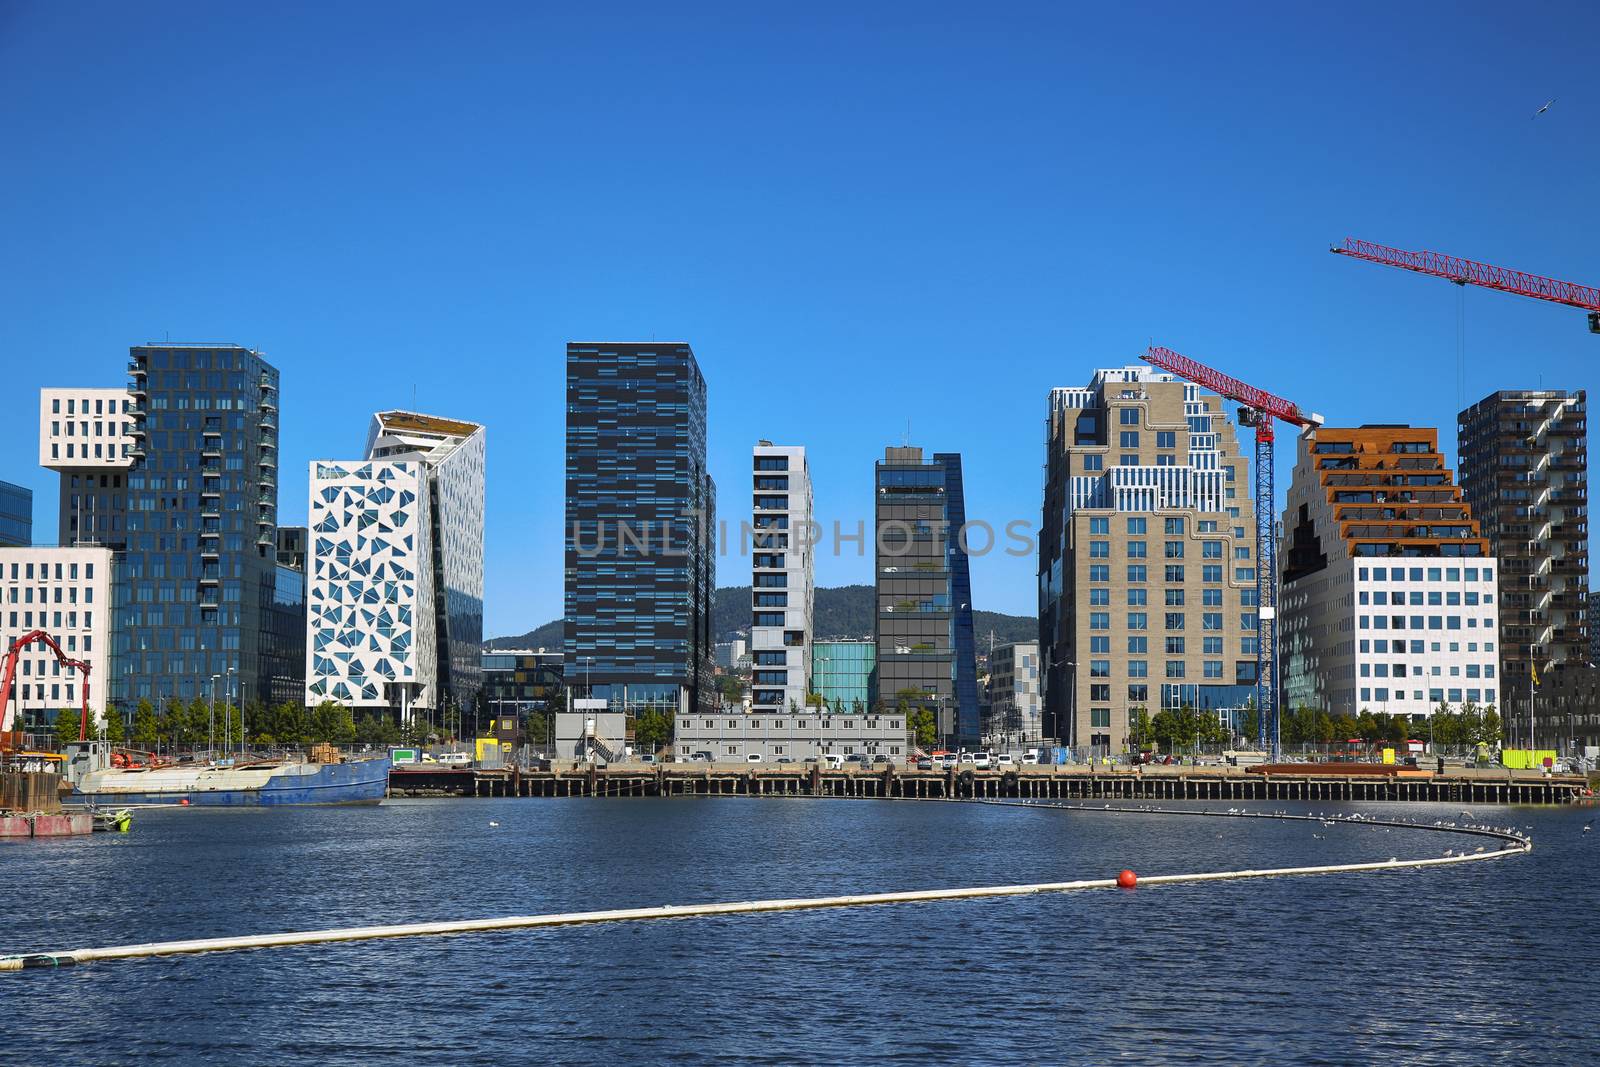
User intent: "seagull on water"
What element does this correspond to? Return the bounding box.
[489,820,500,827]
[1583,819,1593,834]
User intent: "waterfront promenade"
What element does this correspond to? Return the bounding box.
[389,762,1591,805]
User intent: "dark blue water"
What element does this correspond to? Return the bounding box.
[2,797,1594,1065]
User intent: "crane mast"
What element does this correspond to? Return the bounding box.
[1141,346,1322,759]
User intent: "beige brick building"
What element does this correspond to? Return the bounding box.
[1040,367,1261,753]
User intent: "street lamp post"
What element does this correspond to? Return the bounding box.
[225,666,236,761]
[208,674,220,759]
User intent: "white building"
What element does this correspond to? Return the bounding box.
[714,638,747,670]
[988,641,1042,746]
[38,388,136,471]
[306,411,484,719]
[1280,426,1501,720]
[750,443,814,715]
[0,546,114,734]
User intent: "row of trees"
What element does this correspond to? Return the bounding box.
[1268,701,1504,748]
[48,698,430,751]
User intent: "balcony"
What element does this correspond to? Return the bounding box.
[126,380,147,399]
[127,359,146,376]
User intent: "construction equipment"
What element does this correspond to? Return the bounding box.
[1332,237,1600,334]
[0,630,94,753]
[1140,346,1324,758]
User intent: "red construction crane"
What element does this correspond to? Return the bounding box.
[1332,237,1600,334]
[0,630,94,753]
[1141,346,1323,757]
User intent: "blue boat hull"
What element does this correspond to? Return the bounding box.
[74,758,391,807]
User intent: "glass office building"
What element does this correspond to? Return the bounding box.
[812,639,876,711]
[564,342,717,715]
[40,344,290,710]
[873,446,980,746]
[0,480,30,547]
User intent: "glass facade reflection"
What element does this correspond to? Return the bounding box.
[0,480,30,548]
[873,446,979,746]
[564,342,716,715]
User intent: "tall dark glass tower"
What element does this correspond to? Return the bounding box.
[564,342,716,716]
[873,446,979,746]
[56,344,296,710]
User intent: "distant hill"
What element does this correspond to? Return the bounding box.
[487,585,1036,649]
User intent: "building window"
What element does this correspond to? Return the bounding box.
[1119,408,1139,425]
[1119,431,1139,448]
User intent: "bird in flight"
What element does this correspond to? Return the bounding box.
[1533,99,1555,118]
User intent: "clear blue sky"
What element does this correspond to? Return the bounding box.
[2,2,1595,637]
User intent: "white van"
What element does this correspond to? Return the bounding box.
[436,751,471,767]
[746,752,764,764]
[821,753,844,769]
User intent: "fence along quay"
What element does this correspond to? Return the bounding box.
[386,763,1590,805]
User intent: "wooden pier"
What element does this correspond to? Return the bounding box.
[388,764,1591,805]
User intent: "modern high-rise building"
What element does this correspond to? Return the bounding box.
[873,446,978,746]
[987,641,1042,747]
[266,526,308,707]
[750,442,814,714]
[1457,390,1588,720]
[564,342,716,716]
[1040,367,1260,753]
[0,480,32,548]
[812,639,876,712]
[306,412,485,721]
[41,344,291,711]
[1280,425,1500,719]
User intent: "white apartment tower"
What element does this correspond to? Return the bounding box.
[307,411,485,719]
[750,442,814,714]
[0,546,114,735]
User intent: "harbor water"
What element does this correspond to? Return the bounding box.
[2,797,1595,1064]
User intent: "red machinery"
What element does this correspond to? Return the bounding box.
[1140,346,1322,757]
[0,630,93,752]
[1332,237,1600,334]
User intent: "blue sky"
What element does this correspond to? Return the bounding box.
[1,2,1595,637]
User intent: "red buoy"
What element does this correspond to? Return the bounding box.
[180,797,190,806]
[1117,869,1137,889]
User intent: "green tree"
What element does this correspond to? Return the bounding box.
[1240,698,1260,745]
[101,707,126,744]
[634,709,674,753]
[907,706,937,749]
[309,700,356,744]
[1356,711,1378,740]
[1128,706,1154,750]
[1478,705,1503,748]
[522,709,552,749]
[188,696,214,747]
[131,699,160,748]
[717,674,746,708]
[53,707,80,749]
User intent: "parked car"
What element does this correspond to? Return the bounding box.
[436,751,471,767]
[871,754,891,766]
[746,753,764,764]
[776,757,795,764]
[939,754,960,770]
[996,753,1017,768]
[972,752,993,770]
[1022,748,1042,765]
[915,756,934,770]
[639,754,657,765]
[958,752,976,766]
[691,751,713,762]
[844,754,870,768]
[821,753,845,769]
